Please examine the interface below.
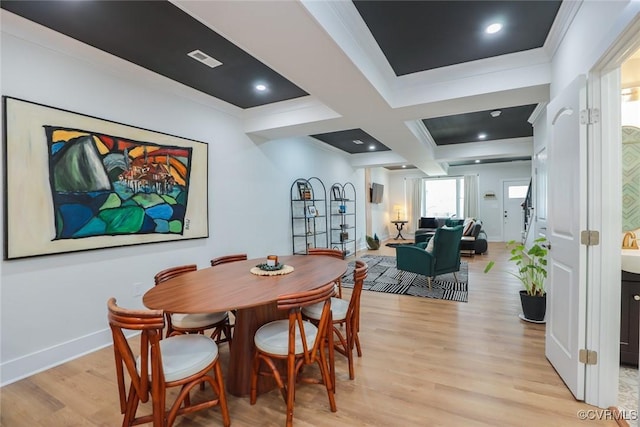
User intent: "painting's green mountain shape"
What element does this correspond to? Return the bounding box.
[133,193,165,209]
[98,206,145,234]
[161,194,178,205]
[53,135,111,192]
[100,193,122,210]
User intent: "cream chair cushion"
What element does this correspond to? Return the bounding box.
[254,319,318,356]
[137,334,219,382]
[302,297,348,322]
[170,311,228,329]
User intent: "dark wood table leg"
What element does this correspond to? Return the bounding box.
[226,303,285,397]
[394,222,406,239]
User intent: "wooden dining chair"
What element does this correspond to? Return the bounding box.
[307,248,345,298]
[210,253,248,321]
[303,260,368,381]
[154,264,232,344]
[250,281,337,427]
[107,298,230,427]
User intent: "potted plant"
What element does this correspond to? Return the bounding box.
[484,237,548,322]
[366,233,380,250]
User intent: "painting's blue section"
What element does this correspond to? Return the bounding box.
[140,214,157,233]
[58,204,94,237]
[73,217,107,237]
[113,181,135,201]
[154,219,170,233]
[146,203,173,220]
[170,203,186,221]
[51,142,65,155]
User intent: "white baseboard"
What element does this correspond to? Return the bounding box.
[0,328,136,387]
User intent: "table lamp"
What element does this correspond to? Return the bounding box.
[393,205,402,221]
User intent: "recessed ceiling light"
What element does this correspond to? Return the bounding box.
[402,165,407,168]
[352,139,364,145]
[478,133,487,139]
[368,144,376,150]
[255,84,267,91]
[486,23,503,34]
[187,49,222,68]
[490,110,502,118]
[475,159,481,163]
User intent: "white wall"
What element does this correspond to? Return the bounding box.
[0,21,364,385]
[368,167,391,241]
[622,98,640,127]
[388,169,424,234]
[387,162,532,241]
[551,1,634,97]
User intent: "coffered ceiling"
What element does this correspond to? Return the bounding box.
[1,0,576,175]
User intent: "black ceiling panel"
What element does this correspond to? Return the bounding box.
[311,129,390,154]
[423,104,537,145]
[1,0,308,109]
[353,0,561,76]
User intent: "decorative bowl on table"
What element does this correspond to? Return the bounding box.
[256,263,284,271]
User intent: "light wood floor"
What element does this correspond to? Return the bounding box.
[0,242,617,426]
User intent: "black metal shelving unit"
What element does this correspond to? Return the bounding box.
[329,182,356,258]
[290,177,328,255]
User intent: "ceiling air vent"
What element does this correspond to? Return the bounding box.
[187,49,222,69]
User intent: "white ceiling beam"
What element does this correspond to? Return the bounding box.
[435,137,534,163]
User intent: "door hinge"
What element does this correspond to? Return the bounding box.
[580,230,600,246]
[580,108,600,124]
[579,349,598,365]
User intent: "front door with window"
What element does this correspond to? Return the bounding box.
[502,180,529,242]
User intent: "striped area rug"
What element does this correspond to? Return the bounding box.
[341,255,468,302]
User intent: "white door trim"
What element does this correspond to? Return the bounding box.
[584,64,622,409]
[583,12,640,408]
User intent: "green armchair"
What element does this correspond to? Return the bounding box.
[396,225,464,289]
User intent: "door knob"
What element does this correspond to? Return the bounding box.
[634,295,640,301]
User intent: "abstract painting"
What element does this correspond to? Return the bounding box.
[3,97,209,259]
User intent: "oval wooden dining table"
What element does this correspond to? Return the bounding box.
[143,255,347,397]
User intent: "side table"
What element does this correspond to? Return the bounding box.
[391,220,409,240]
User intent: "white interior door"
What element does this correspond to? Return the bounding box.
[503,179,529,242]
[545,75,588,400]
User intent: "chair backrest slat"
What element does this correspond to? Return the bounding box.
[307,248,344,259]
[210,253,248,266]
[308,248,344,297]
[154,264,197,285]
[277,281,335,310]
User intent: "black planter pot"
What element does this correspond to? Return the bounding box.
[519,290,546,321]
